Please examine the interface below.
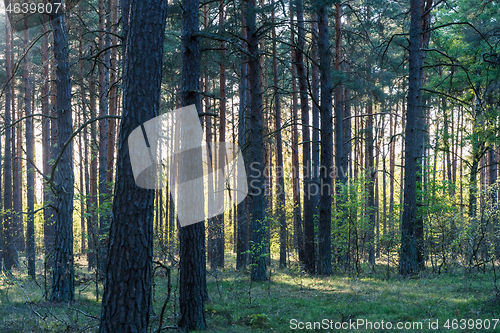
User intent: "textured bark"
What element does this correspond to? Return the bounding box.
[177,0,207,329]
[50,6,75,302]
[79,25,86,255]
[290,13,304,263]
[99,0,168,331]
[88,64,98,269]
[311,14,320,271]
[107,0,119,193]
[13,61,24,254]
[389,106,396,231]
[245,0,267,281]
[24,15,36,278]
[272,8,287,268]
[366,104,376,266]
[334,2,348,267]
[42,12,52,258]
[48,36,59,260]
[98,0,111,274]
[399,0,432,276]
[294,0,314,274]
[317,2,333,275]
[3,5,15,270]
[215,0,226,269]
[236,2,249,270]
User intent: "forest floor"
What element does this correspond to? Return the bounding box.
[0,253,499,332]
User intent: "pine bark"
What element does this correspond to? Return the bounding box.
[399,0,432,276]
[236,2,249,270]
[99,0,168,331]
[24,14,36,278]
[3,4,15,270]
[317,2,333,275]
[245,0,268,281]
[50,6,75,302]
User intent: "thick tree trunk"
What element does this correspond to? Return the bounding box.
[399,0,431,276]
[99,1,168,331]
[177,0,208,329]
[317,2,333,276]
[50,6,75,302]
[246,0,267,281]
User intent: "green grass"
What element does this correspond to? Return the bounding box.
[1,253,499,332]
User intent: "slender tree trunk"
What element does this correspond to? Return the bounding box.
[295,0,314,274]
[24,14,36,278]
[99,0,168,330]
[389,104,396,230]
[3,5,15,270]
[107,0,119,193]
[334,2,348,268]
[88,64,98,269]
[272,8,286,268]
[317,2,333,275]
[236,2,249,270]
[98,0,111,274]
[311,13,320,269]
[366,103,376,266]
[79,25,86,255]
[215,0,226,269]
[42,12,52,259]
[290,12,304,263]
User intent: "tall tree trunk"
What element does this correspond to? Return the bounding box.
[13,55,24,254]
[3,4,15,270]
[366,103,376,266]
[177,0,208,329]
[107,0,119,193]
[88,65,98,269]
[334,2,348,268]
[399,0,431,276]
[311,13,320,270]
[246,0,267,281]
[215,0,226,269]
[317,2,333,275]
[98,0,111,273]
[79,25,86,255]
[295,0,314,274]
[50,5,75,302]
[24,14,36,278]
[236,2,249,270]
[272,8,286,268]
[389,104,396,230]
[42,12,53,259]
[99,0,168,331]
[290,12,304,264]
